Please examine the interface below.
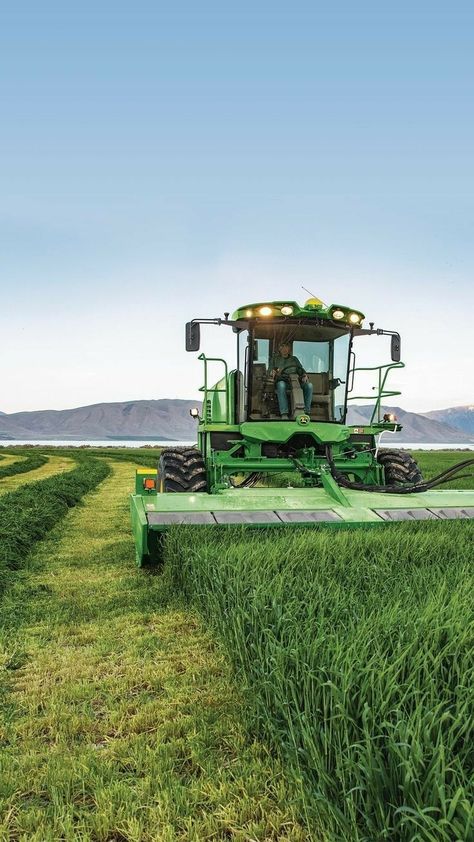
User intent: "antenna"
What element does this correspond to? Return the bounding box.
[302,285,317,298]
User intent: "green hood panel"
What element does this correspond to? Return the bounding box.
[239,421,351,444]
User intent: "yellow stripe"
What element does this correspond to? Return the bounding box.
[136,468,157,475]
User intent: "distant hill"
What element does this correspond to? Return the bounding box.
[421,406,474,437]
[0,399,472,443]
[347,405,474,444]
[0,400,199,441]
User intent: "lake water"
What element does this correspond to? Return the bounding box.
[0,440,472,451]
[0,440,189,448]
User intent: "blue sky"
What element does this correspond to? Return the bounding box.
[1,1,473,414]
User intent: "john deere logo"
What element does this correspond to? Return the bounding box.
[298,414,310,425]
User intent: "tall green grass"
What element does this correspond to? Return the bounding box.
[167,522,474,841]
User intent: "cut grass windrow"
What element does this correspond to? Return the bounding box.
[0,460,309,842]
[0,454,24,468]
[0,455,109,599]
[167,520,474,842]
[0,454,75,496]
[0,450,47,481]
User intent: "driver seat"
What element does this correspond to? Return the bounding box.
[308,373,331,421]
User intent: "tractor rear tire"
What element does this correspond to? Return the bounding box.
[377,448,423,486]
[158,448,207,493]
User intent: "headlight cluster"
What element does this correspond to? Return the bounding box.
[245,304,294,317]
[242,303,362,323]
[331,308,362,325]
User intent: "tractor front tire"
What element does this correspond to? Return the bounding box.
[377,448,423,486]
[158,448,207,493]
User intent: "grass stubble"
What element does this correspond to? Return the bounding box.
[0,459,308,842]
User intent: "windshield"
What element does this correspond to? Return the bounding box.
[246,322,351,422]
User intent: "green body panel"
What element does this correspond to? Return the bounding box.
[240,420,351,444]
[130,494,149,566]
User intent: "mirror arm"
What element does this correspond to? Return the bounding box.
[352,328,401,362]
[190,317,249,329]
[353,327,397,337]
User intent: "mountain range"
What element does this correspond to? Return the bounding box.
[0,400,199,441]
[0,400,472,444]
[421,406,474,436]
[346,405,473,444]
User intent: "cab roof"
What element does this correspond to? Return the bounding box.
[231,298,365,327]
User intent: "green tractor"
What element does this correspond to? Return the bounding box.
[131,297,474,565]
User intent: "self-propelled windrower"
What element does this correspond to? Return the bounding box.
[131,297,474,565]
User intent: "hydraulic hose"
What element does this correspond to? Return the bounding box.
[324,446,474,495]
[230,472,262,488]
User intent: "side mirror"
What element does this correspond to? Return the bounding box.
[185,321,200,352]
[391,333,401,362]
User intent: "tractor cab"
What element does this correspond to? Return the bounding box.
[184,297,402,434]
[240,321,350,423]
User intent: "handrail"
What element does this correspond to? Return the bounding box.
[347,362,405,423]
[198,353,229,423]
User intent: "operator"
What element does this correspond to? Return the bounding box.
[270,342,313,419]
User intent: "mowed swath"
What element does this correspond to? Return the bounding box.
[0,454,74,494]
[0,454,25,470]
[0,459,309,842]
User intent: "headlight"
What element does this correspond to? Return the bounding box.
[259,306,273,316]
[281,305,293,316]
[332,309,345,320]
[189,407,200,418]
[245,309,253,317]
[348,312,360,324]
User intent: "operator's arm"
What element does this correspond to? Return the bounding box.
[270,354,281,376]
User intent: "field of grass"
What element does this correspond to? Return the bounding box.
[0,448,472,841]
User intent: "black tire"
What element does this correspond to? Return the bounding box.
[377,448,423,486]
[158,447,207,493]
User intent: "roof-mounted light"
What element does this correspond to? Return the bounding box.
[332,309,345,320]
[281,305,293,316]
[245,308,253,317]
[259,306,273,316]
[348,312,361,324]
